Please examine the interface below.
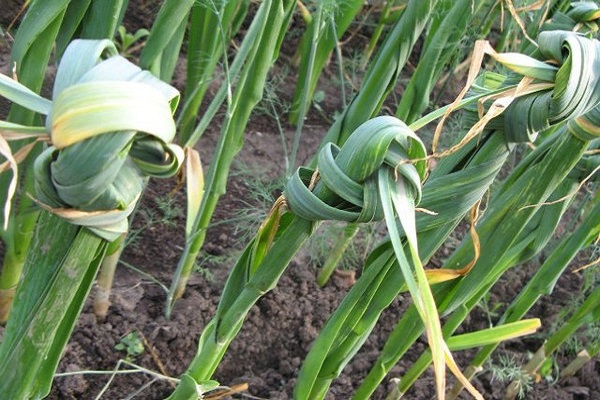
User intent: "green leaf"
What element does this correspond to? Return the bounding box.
[0,73,52,115]
[0,213,106,399]
[446,319,541,351]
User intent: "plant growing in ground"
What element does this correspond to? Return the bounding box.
[307,221,379,286]
[1,1,599,399]
[115,331,145,361]
[166,0,297,312]
[254,67,297,172]
[227,161,287,242]
[0,37,183,398]
[193,260,216,284]
[476,291,504,328]
[115,25,150,58]
[486,355,533,399]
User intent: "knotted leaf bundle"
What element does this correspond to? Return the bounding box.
[169,115,433,398]
[354,30,600,398]
[0,38,183,399]
[32,39,183,240]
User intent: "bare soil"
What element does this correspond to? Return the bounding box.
[1,2,599,399]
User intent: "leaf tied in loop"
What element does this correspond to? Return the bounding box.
[504,31,600,142]
[542,2,600,34]
[569,1,600,22]
[568,103,600,142]
[33,39,184,241]
[284,116,427,222]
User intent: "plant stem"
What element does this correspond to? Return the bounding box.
[168,215,315,398]
[166,0,295,315]
[93,233,126,320]
[316,222,359,286]
[0,212,107,399]
[355,130,590,398]
[0,250,19,323]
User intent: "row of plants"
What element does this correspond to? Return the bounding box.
[0,0,598,398]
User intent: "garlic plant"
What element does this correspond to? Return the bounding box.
[0,39,182,399]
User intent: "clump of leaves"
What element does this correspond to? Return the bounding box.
[115,331,145,361]
[154,194,182,228]
[115,25,150,58]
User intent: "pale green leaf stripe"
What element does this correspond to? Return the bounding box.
[77,55,180,111]
[50,81,176,148]
[0,120,47,134]
[0,73,52,115]
[398,318,542,391]
[447,319,541,351]
[185,148,203,237]
[491,52,558,81]
[569,1,600,22]
[52,39,118,99]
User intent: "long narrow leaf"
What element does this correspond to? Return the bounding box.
[167,0,296,313]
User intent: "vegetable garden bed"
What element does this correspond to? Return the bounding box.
[1,1,599,399]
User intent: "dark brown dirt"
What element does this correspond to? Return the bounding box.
[1,2,600,399]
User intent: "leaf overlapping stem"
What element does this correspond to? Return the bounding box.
[294,29,600,399]
[176,115,485,398]
[286,116,475,397]
[0,38,184,399]
[170,116,432,398]
[354,31,600,398]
